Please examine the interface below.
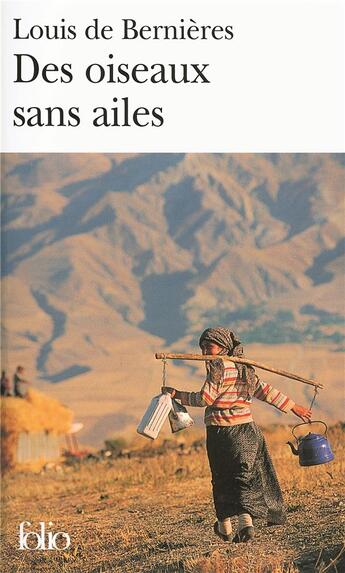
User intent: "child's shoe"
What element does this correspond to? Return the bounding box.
[213,521,232,542]
[232,526,255,543]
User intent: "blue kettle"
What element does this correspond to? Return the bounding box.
[287,421,334,466]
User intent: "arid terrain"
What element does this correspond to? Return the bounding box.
[2,424,345,573]
[1,153,344,445]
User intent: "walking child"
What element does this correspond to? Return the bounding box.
[162,326,311,542]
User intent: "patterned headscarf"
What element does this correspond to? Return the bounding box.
[199,326,256,397]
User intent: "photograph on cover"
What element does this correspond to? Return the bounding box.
[1,153,345,572]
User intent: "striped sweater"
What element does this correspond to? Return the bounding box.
[179,360,295,426]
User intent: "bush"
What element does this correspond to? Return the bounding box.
[104,437,128,455]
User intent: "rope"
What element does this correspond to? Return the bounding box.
[309,386,318,410]
[162,356,167,388]
[308,386,318,423]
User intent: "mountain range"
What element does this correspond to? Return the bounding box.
[2,153,344,444]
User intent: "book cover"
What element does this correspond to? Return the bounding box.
[1,1,344,572]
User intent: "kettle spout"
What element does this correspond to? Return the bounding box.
[287,441,299,456]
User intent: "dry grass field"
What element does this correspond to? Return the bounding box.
[1,424,345,573]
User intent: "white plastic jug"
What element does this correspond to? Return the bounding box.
[137,393,172,439]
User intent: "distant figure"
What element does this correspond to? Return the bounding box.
[13,366,31,398]
[1,370,11,396]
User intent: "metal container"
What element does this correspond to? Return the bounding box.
[287,421,335,466]
[168,399,194,433]
[137,393,172,439]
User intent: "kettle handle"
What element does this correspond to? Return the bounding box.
[292,420,328,440]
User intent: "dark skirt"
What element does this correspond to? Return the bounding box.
[206,422,286,524]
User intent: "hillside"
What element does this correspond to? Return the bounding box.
[1,153,344,444]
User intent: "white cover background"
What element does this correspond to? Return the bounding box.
[1,0,344,152]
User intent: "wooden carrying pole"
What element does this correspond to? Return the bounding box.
[155,353,323,389]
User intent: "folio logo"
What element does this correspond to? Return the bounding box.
[18,521,71,550]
